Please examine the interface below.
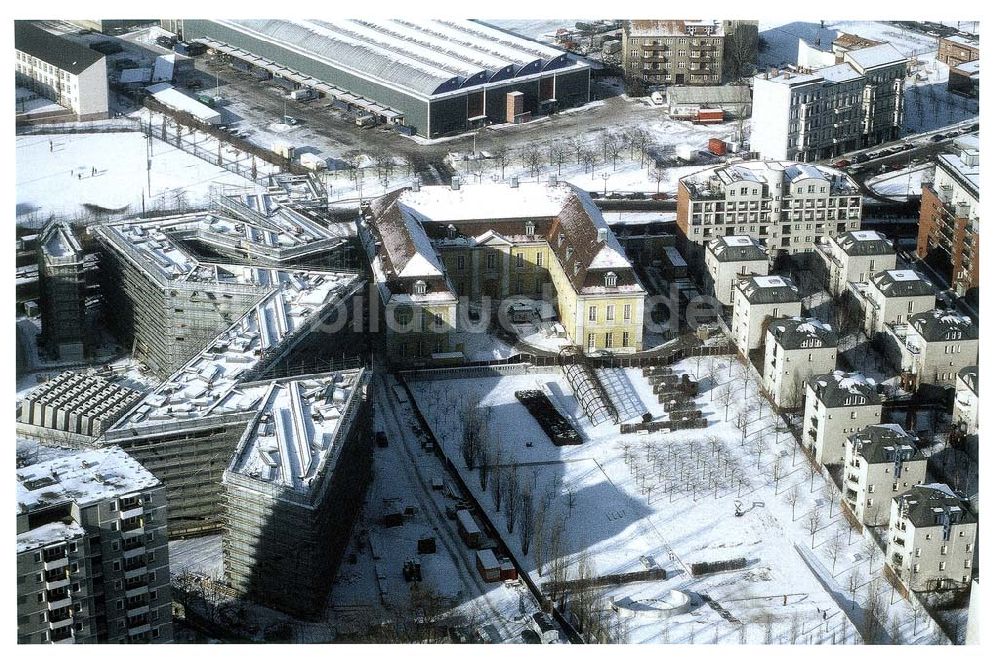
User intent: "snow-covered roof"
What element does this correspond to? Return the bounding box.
[809,370,880,408]
[119,67,152,84]
[17,447,160,515]
[737,275,799,305]
[814,62,863,83]
[833,229,894,256]
[897,484,976,528]
[843,43,906,70]
[870,269,936,298]
[40,222,82,262]
[17,521,87,555]
[942,35,979,49]
[707,235,768,263]
[938,153,979,195]
[909,309,977,343]
[623,19,723,38]
[768,316,837,349]
[226,369,367,497]
[849,424,921,465]
[204,19,583,99]
[684,160,858,197]
[955,59,980,75]
[755,69,824,86]
[146,83,221,122]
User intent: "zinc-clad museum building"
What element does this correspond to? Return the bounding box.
[178,19,592,138]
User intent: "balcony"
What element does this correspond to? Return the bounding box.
[120,517,144,537]
[120,506,144,520]
[50,626,74,643]
[126,604,150,618]
[47,595,72,611]
[44,570,70,591]
[43,556,69,571]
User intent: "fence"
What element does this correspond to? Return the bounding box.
[16,117,142,135]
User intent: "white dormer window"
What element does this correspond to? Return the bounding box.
[604,272,617,287]
[525,221,535,236]
[447,224,457,239]
[558,232,565,247]
[413,280,426,296]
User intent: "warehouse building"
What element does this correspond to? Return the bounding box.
[222,369,372,618]
[19,371,142,439]
[38,222,89,361]
[16,447,172,644]
[176,19,591,137]
[15,21,109,121]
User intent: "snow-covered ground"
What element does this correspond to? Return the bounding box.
[481,19,583,43]
[867,166,934,198]
[15,131,255,223]
[407,359,952,644]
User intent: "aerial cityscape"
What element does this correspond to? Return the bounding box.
[13,14,980,647]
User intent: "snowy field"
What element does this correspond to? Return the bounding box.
[15,131,255,224]
[408,360,952,644]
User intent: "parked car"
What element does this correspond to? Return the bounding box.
[186,79,202,89]
[931,134,946,142]
[832,159,851,168]
[852,153,871,164]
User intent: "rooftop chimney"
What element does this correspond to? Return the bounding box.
[451,176,461,190]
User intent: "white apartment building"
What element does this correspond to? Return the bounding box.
[887,484,977,592]
[843,424,926,526]
[816,230,896,295]
[848,269,937,337]
[804,371,883,465]
[678,160,862,261]
[952,366,978,436]
[703,235,769,306]
[14,22,109,121]
[751,43,906,161]
[887,309,978,386]
[731,275,801,357]
[762,317,838,409]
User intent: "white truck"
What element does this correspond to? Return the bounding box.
[355,113,377,128]
[288,88,316,101]
[650,91,664,105]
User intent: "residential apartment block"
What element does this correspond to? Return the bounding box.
[916,148,979,296]
[621,20,758,87]
[38,222,89,361]
[843,424,926,526]
[848,269,937,338]
[14,21,109,120]
[703,235,769,306]
[803,371,883,466]
[16,447,172,644]
[731,275,801,357]
[360,181,646,364]
[750,43,906,161]
[762,317,838,409]
[223,369,372,618]
[677,161,862,262]
[886,309,978,386]
[887,484,977,592]
[816,229,896,295]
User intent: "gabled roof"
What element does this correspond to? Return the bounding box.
[896,484,976,528]
[909,309,978,343]
[871,269,937,298]
[808,371,881,408]
[768,316,837,349]
[15,21,103,75]
[736,275,799,305]
[707,235,768,262]
[849,424,921,464]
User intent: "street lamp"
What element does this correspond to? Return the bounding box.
[601,172,611,196]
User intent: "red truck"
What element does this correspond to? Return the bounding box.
[707,137,727,156]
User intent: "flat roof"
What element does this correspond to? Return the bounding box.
[203,19,583,99]
[815,62,863,83]
[844,43,906,70]
[17,447,160,515]
[17,521,87,555]
[146,83,221,122]
[227,370,367,495]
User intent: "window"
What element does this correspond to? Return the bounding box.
[588,306,597,322]
[605,331,614,348]
[941,545,948,555]
[33,553,41,563]
[486,253,496,269]
[624,304,632,321]
[606,305,615,321]
[116,600,125,610]
[516,253,524,268]
[456,256,465,270]
[152,628,160,639]
[109,501,117,512]
[413,280,426,296]
[938,562,946,571]
[113,562,121,571]
[622,331,630,347]
[536,251,543,266]
[604,272,617,287]
[525,221,535,235]
[587,333,596,349]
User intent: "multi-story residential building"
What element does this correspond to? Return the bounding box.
[621,20,746,87]
[16,447,172,644]
[750,43,906,161]
[762,317,838,409]
[731,275,801,357]
[816,229,896,295]
[937,35,979,67]
[703,235,769,306]
[38,222,88,361]
[14,21,109,121]
[361,181,646,364]
[887,484,977,592]
[952,365,978,436]
[677,160,862,263]
[843,424,926,526]
[848,269,937,338]
[223,369,372,618]
[917,148,979,296]
[886,309,978,386]
[803,371,883,465]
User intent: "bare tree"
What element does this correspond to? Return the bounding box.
[649,165,668,194]
[863,539,883,574]
[580,147,597,176]
[825,483,841,518]
[824,527,846,572]
[501,467,521,534]
[606,133,627,170]
[847,566,863,608]
[719,382,736,421]
[518,489,534,555]
[736,409,751,447]
[752,435,766,470]
[706,361,722,399]
[772,456,785,496]
[521,144,544,180]
[492,140,512,179]
[784,483,801,519]
[564,488,577,519]
[738,362,755,398]
[807,507,823,548]
[548,142,570,176]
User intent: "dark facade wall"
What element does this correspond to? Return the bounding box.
[429,95,468,137]
[182,20,430,135]
[554,67,592,108]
